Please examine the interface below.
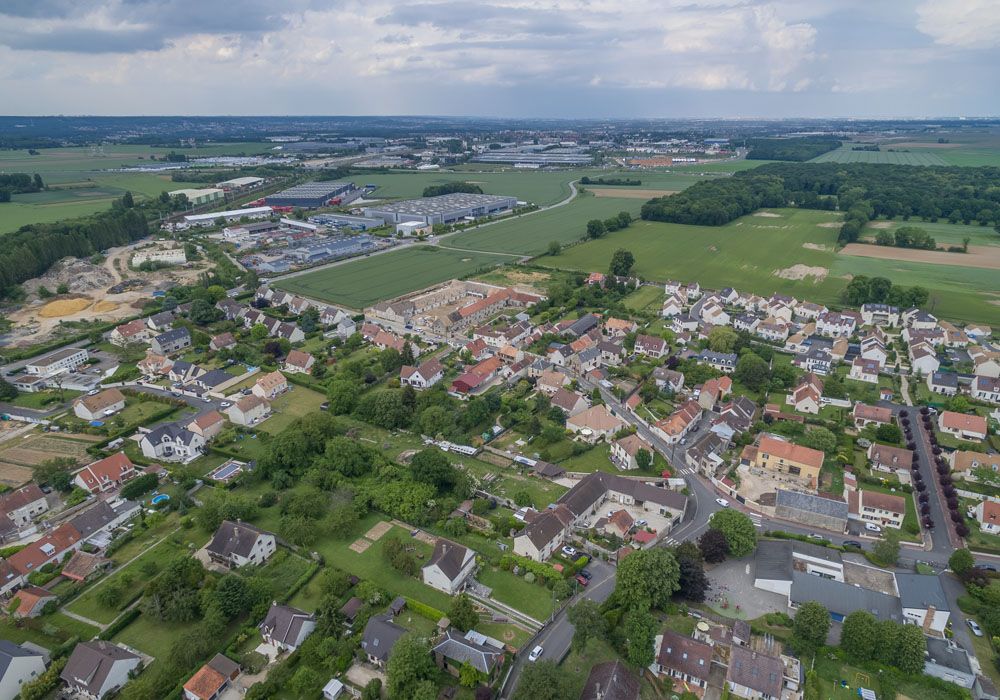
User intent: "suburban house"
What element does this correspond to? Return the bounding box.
[421,540,476,595]
[138,423,206,462]
[73,388,127,421]
[950,451,1000,480]
[853,403,893,429]
[868,444,913,473]
[259,603,316,652]
[0,640,47,700]
[938,411,988,442]
[183,654,241,700]
[550,388,589,417]
[653,630,713,692]
[581,661,640,700]
[896,573,950,634]
[205,520,277,569]
[861,303,900,327]
[652,367,684,394]
[360,614,407,668]
[788,373,823,414]
[848,357,880,384]
[603,317,637,338]
[188,411,226,441]
[726,646,786,700]
[60,641,141,700]
[972,376,1000,404]
[909,344,940,376]
[661,295,685,318]
[756,317,789,342]
[970,346,1000,378]
[817,310,859,338]
[400,359,444,390]
[634,334,668,359]
[73,452,137,494]
[110,319,152,347]
[974,500,1000,534]
[282,349,315,375]
[514,471,688,562]
[0,484,49,531]
[150,327,192,355]
[536,369,570,395]
[697,350,738,373]
[566,405,627,443]
[432,629,505,683]
[698,376,732,411]
[252,371,289,400]
[927,371,959,396]
[10,585,58,618]
[225,394,271,426]
[848,489,906,529]
[742,436,823,487]
[653,399,702,445]
[610,434,653,471]
[209,332,237,352]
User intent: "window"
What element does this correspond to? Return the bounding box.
[788,466,801,476]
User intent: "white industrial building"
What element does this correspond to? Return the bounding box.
[184,206,273,227]
[364,192,517,225]
[216,176,265,192]
[131,247,187,266]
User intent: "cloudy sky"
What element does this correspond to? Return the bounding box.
[1,0,998,117]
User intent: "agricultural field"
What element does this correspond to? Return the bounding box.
[446,194,644,255]
[0,431,98,485]
[861,219,1000,248]
[275,246,514,308]
[811,147,948,166]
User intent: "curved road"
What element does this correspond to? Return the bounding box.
[269,179,580,286]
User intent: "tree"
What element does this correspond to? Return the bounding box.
[894,621,926,674]
[615,548,680,611]
[188,298,219,325]
[567,599,607,651]
[361,679,382,700]
[872,529,900,567]
[513,661,575,700]
[734,352,770,392]
[800,427,837,454]
[674,541,708,602]
[874,424,902,444]
[250,323,269,340]
[840,610,879,660]
[621,606,658,667]
[793,601,830,651]
[387,635,437,699]
[949,548,975,578]
[410,449,457,492]
[698,528,730,563]
[609,249,635,277]
[635,448,653,471]
[326,379,359,414]
[289,667,322,698]
[586,219,606,239]
[449,594,478,633]
[708,510,756,557]
[0,378,16,401]
[708,327,739,354]
[142,556,204,622]
[547,241,561,256]
[458,661,485,689]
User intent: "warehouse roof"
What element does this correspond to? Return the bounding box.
[367,192,515,216]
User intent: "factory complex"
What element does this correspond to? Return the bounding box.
[363,192,518,225]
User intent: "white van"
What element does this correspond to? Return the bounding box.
[865,523,882,533]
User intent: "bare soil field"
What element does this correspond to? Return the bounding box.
[0,433,96,470]
[774,264,829,281]
[840,243,1000,270]
[752,211,783,218]
[0,462,33,487]
[588,188,678,199]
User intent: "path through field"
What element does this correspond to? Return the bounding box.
[840,243,1000,270]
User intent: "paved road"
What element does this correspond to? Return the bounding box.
[501,559,616,698]
[268,180,579,288]
[910,408,959,552]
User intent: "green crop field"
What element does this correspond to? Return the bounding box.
[811,147,947,166]
[446,194,644,255]
[862,219,1000,247]
[274,246,514,308]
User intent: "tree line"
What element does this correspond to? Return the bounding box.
[580,176,642,186]
[746,137,841,161]
[640,174,787,226]
[0,172,44,202]
[422,181,483,197]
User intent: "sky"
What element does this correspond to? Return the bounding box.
[1,0,998,118]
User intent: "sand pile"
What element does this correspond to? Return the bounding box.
[92,301,119,313]
[774,265,829,281]
[39,297,91,318]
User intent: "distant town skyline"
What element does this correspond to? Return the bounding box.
[1,0,998,118]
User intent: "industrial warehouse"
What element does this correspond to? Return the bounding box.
[265,181,357,208]
[363,192,518,225]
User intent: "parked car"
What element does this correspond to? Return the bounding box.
[575,574,589,587]
[87,389,99,396]
[320,402,329,411]
[806,533,825,540]
[578,569,593,581]
[968,620,984,637]
[220,401,231,408]
[977,564,998,572]
[715,498,730,508]
[843,540,863,549]
[865,523,882,533]
[528,645,544,662]
[636,519,648,527]
[202,396,212,403]
[561,545,577,558]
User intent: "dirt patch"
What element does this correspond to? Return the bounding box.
[773,264,829,281]
[816,222,842,229]
[752,211,782,218]
[802,243,832,251]
[0,462,33,487]
[38,297,91,318]
[349,538,371,554]
[867,221,893,229]
[840,243,1000,270]
[708,245,718,252]
[92,300,119,313]
[365,520,394,542]
[589,188,678,199]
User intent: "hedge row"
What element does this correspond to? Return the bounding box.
[498,553,562,585]
[280,561,320,604]
[99,607,141,640]
[404,596,446,623]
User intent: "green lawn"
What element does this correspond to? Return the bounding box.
[475,565,556,622]
[861,219,1000,248]
[8,389,82,409]
[112,612,199,660]
[0,612,99,650]
[622,285,665,313]
[275,246,513,309]
[259,384,328,434]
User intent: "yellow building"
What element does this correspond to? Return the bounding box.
[745,435,824,486]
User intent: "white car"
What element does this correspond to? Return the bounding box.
[968,620,984,637]
[87,389,99,396]
[865,523,882,533]
[528,645,544,662]
[561,545,577,558]
[202,396,212,403]
[715,498,730,508]
[220,401,231,408]
[636,519,648,527]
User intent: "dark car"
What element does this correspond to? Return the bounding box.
[578,569,593,581]
[842,540,863,549]
[977,564,998,572]
[320,402,329,411]
[575,574,589,587]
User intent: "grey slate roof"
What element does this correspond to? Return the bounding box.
[426,540,471,581]
[361,614,407,663]
[895,573,949,611]
[581,660,640,700]
[432,629,502,674]
[754,540,842,582]
[206,520,271,560]
[728,646,784,699]
[926,637,972,675]
[61,641,139,696]
[259,604,314,646]
[565,314,600,338]
[144,422,200,447]
[70,500,138,538]
[775,489,849,519]
[790,571,901,621]
[154,327,190,344]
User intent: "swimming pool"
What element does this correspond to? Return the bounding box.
[150,494,170,505]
